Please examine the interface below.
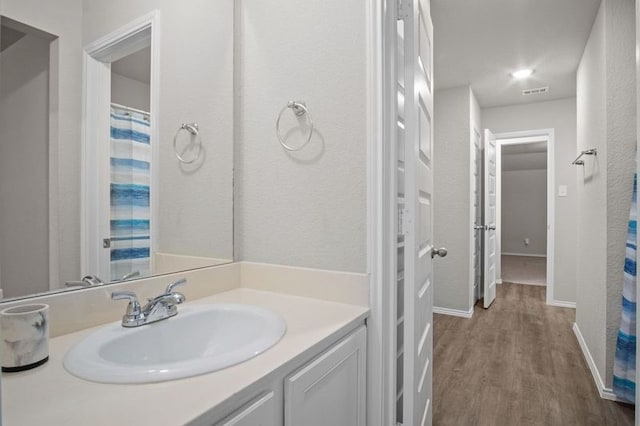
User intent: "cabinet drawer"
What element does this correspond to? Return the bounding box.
[284,326,367,426]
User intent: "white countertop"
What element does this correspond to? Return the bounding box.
[3,288,369,425]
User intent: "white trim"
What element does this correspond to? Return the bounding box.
[82,11,160,280]
[573,323,622,402]
[48,39,60,291]
[494,129,555,306]
[366,0,393,425]
[496,140,502,286]
[499,136,547,145]
[496,279,503,284]
[501,252,547,258]
[548,300,576,309]
[433,306,474,319]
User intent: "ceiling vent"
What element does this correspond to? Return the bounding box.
[522,86,549,96]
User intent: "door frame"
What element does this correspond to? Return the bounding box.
[81,11,160,280]
[366,0,394,425]
[493,128,556,306]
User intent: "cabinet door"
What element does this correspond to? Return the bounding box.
[285,327,366,426]
[218,392,277,426]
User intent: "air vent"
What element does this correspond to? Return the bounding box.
[522,86,549,96]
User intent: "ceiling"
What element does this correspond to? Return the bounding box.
[432,0,601,108]
[111,47,151,84]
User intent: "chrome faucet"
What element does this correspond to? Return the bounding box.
[65,274,105,287]
[111,279,187,327]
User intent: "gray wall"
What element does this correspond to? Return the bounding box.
[501,168,547,256]
[433,85,480,312]
[234,0,368,272]
[482,97,577,303]
[576,0,636,388]
[111,72,150,112]
[0,33,50,298]
[83,0,234,260]
[1,0,84,291]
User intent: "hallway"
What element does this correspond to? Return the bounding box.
[433,283,634,425]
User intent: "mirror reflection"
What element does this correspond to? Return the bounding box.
[0,0,234,301]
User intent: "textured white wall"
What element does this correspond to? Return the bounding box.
[576,0,607,386]
[234,0,367,272]
[111,72,150,112]
[576,0,636,388]
[433,86,472,311]
[501,168,547,255]
[83,0,234,260]
[1,0,84,291]
[604,0,636,387]
[0,34,50,298]
[482,97,577,303]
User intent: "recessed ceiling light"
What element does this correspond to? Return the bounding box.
[512,68,534,79]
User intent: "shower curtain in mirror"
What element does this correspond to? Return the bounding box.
[613,172,637,404]
[109,105,151,281]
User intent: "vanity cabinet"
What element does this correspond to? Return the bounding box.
[211,326,366,426]
[218,392,277,426]
[284,326,367,426]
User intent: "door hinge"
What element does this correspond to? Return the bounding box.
[103,238,111,248]
[397,0,412,20]
[399,207,410,235]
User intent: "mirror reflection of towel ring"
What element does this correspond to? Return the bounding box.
[275,101,314,151]
[173,122,202,164]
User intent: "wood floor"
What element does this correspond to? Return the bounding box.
[433,283,634,426]
[501,255,547,286]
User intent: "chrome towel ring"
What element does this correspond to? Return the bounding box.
[276,100,314,151]
[173,122,202,164]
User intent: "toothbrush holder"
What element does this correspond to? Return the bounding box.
[1,304,49,372]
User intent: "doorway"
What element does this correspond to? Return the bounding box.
[492,129,555,305]
[83,12,159,283]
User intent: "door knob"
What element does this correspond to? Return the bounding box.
[431,247,448,259]
[486,225,496,231]
[473,225,484,230]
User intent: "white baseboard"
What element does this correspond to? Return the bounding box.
[549,300,576,309]
[572,323,622,402]
[433,306,474,319]
[501,252,547,258]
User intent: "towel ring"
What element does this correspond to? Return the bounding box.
[173,122,202,164]
[276,101,314,151]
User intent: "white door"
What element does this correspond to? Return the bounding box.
[400,0,434,424]
[483,129,498,308]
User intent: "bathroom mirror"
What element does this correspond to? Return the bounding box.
[0,0,234,301]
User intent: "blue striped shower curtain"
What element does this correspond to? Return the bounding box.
[613,172,637,403]
[109,106,151,281]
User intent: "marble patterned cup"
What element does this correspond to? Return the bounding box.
[1,304,50,372]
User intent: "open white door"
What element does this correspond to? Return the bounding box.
[483,129,498,308]
[400,0,434,424]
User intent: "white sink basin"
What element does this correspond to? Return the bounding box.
[63,304,286,384]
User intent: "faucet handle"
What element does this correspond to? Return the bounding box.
[165,278,187,294]
[111,291,142,316]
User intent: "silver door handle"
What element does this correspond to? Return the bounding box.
[431,247,448,259]
[486,225,496,231]
[473,225,484,230]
